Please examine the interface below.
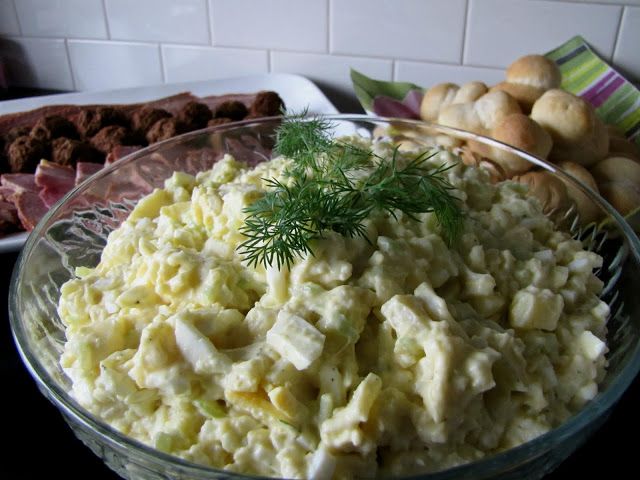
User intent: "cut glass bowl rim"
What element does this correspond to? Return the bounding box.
[9,114,640,479]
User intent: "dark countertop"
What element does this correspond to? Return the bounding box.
[2,245,639,478]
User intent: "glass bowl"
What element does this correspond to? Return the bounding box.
[9,115,640,480]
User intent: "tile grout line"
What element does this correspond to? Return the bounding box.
[64,39,77,91]
[460,0,470,66]
[327,0,331,54]
[101,0,111,39]
[610,6,626,61]
[206,0,214,46]
[10,0,22,35]
[158,44,166,83]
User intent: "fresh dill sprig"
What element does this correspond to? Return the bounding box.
[237,115,464,269]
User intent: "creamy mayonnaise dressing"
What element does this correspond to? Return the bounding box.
[59,139,608,479]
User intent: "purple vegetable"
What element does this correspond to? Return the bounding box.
[372,96,418,119]
[402,90,423,116]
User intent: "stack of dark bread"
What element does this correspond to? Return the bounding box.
[0,91,285,235]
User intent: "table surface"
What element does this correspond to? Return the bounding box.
[2,246,638,478]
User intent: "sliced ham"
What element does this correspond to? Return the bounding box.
[35,160,76,208]
[13,190,48,231]
[35,160,76,188]
[0,186,16,202]
[75,162,104,185]
[105,145,142,165]
[182,148,223,174]
[0,173,40,231]
[1,173,38,192]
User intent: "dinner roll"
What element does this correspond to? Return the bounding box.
[557,161,602,224]
[491,55,561,112]
[437,90,522,136]
[606,125,640,162]
[474,91,522,132]
[437,102,485,135]
[514,170,572,221]
[590,156,640,215]
[530,89,609,166]
[470,113,552,177]
[420,83,459,121]
[508,55,562,90]
[453,82,489,104]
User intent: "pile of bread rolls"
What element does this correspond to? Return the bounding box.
[417,54,640,227]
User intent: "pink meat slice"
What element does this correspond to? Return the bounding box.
[105,145,142,165]
[0,186,15,202]
[0,173,40,231]
[35,160,77,208]
[75,162,104,185]
[1,173,38,192]
[13,190,48,231]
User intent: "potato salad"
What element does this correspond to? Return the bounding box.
[58,137,608,479]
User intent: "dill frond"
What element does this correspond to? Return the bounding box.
[237,115,464,269]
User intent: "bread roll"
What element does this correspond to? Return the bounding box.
[437,90,522,136]
[437,102,485,135]
[530,89,609,166]
[420,83,459,121]
[514,170,572,220]
[453,82,488,104]
[591,156,640,215]
[507,55,561,90]
[490,82,543,113]
[474,91,522,131]
[470,113,552,177]
[605,126,640,162]
[491,55,561,112]
[557,161,602,224]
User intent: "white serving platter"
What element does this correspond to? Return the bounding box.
[0,74,339,253]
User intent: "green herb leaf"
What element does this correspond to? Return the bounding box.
[351,68,423,111]
[237,115,464,269]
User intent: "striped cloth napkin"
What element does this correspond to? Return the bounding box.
[546,35,640,147]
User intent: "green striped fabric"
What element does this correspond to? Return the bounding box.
[546,36,640,147]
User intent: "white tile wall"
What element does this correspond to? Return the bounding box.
[0,0,20,36]
[210,0,327,52]
[67,40,163,91]
[271,51,392,95]
[544,0,640,4]
[14,0,107,39]
[0,0,638,106]
[464,0,622,68]
[106,0,209,45]
[613,7,640,80]
[396,61,505,87]
[0,37,73,90]
[162,45,268,83]
[331,0,466,63]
